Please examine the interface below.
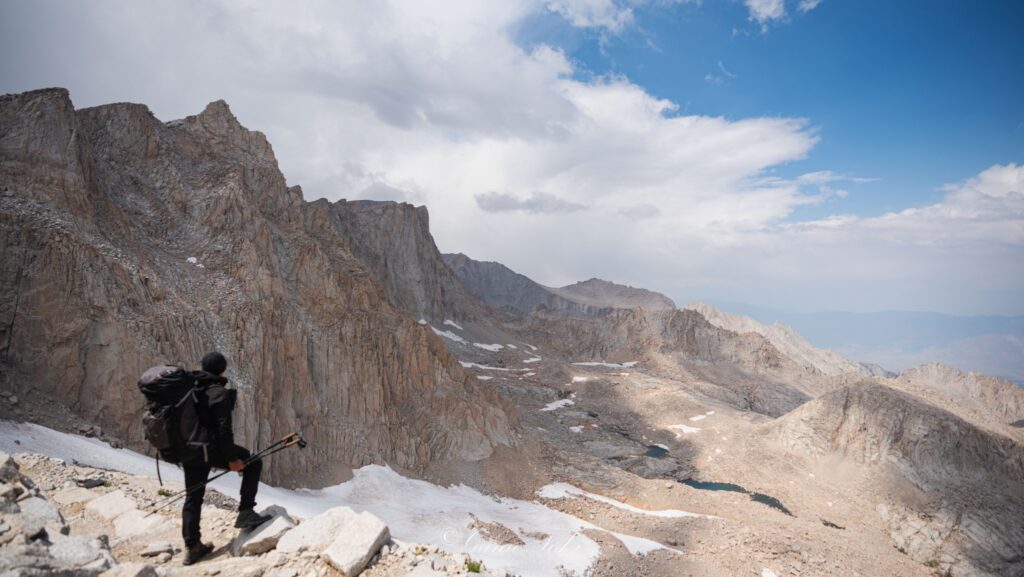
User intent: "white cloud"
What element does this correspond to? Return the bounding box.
[798,0,823,13]
[546,0,635,32]
[745,0,786,26]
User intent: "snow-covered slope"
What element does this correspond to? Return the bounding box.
[0,420,679,577]
[685,302,890,377]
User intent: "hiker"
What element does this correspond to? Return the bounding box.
[180,351,270,565]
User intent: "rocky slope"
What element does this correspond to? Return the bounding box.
[0,88,515,487]
[547,278,676,311]
[769,381,1024,577]
[442,253,616,319]
[527,308,828,416]
[685,302,890,377]
[895,362,1024,427]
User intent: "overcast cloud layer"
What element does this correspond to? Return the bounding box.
[1,0,1021,315]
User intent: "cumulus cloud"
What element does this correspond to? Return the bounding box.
[475,191,588,214]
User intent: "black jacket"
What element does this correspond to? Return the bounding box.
[192,371,241,463]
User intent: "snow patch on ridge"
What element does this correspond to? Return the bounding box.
[539,483,710,519]
[432,326,466,343]
[473,343,504,352]
[572,361,639,368]
[541,399,574,412]
[443,319,464,331]
[669,424,701,435]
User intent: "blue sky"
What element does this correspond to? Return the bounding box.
[521,0,1024,221]
[1,0,1022,315]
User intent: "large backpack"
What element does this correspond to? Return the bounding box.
[137,365,211,464]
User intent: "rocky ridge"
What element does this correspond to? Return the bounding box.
[768,381,1024,577]
[685,301,890,377]
[0,88,515,487]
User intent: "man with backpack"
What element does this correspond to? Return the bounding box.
[178,351,271,565]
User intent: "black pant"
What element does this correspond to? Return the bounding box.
[181,445,263,547]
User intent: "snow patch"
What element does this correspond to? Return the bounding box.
[526,344,538,351]
[476,376,493,381]
[443,319,464,331]
[186,256,198,264]
[473,343,504,352]
[572,361,638,369]
[522,372,536,377]
[432,327,467,343]
[459,362,514,372]
[418,318,428,325]
[571,376,588,383]
[689,415,706,422]
[763,570,779,577]
[506,344,517,349]
[669,424,700,435]
[523,357,542,364]
[540,399,574,412]
[569,426,583,433]
[653,443,669,451]
[539,483,709,519]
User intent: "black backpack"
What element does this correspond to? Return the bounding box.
[138,365,211,464]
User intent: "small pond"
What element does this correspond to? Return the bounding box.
[644,444,669,458]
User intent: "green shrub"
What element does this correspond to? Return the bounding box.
[466,558,482,573]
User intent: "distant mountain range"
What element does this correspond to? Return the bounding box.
[704,302,1024,384]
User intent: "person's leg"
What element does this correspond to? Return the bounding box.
[181,464,211,547]
[233,446,263,511]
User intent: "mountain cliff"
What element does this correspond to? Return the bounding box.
[0,88,515,487]
[314,201,489,323]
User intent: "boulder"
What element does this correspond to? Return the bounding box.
[86,490,137,520]
[231,514,296,556]
[49,534,116,572]
[277,506,362,554]
[139,541,176,558]
[0,451,19,482]
[100,563,159,577]
[320,512,390,577]
[112,509,164,538]
[53,486,101,506]
[13,495,67,538]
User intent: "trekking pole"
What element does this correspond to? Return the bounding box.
[145,433,307,517]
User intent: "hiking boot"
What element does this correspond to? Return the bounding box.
[234,508,272,529]
[183,542,214,566]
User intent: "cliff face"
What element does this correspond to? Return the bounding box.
[0,88,515,487]
[318,202,488,323]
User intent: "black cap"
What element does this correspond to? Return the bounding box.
[201,351,227,376]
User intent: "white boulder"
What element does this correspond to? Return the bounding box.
[320,511,390,577]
